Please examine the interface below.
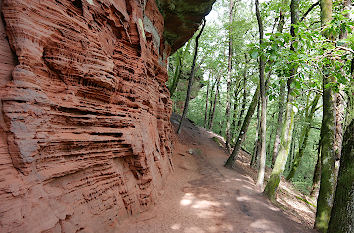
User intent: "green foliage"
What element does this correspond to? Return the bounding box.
[167,0,353,196]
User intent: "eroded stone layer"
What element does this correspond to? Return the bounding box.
[0,0,175,232]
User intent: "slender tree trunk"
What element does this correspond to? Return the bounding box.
[253,73,272,168]
[225,0,235,151]
[271,3,287,166]
[287,127,297,172]
[251,100,261,168]
[311,129,323,197]
[177,20,206,134]
[236,64,248,132]
[231,78,243,142]
[209,75,221,130]
[272,82,286,166]
[287,94,320,180]
[225,84,260,168]
[169,49,182,96]
[267,123,275,161]
[218,95,224,135]
[204,73,211,128]
[263,0,299,199]
[254,0,267,188]
[327,120,353,233]
[207,77,217,129]
[315,1,336,232]
[231,87,240,139]
[169,40,192,96]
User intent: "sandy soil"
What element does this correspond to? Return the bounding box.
[118,116,318,233]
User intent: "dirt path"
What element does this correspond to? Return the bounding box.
[118,117,317,233]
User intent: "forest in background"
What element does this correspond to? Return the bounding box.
[166,0,353,233]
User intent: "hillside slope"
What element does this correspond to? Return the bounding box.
[118,115,318,233]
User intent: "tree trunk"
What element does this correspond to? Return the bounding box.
[236,63,248,132]
[225,0,235,152]
[253,72,271,169]
[327,120,354,233]
[263,98,295,199]
[169,49,182,96]
[254,0,267,188]
[271,1,287,167]
[169,39,192,96]
[231,78,244,142]
[267,123,275,162]
[177,20,206,134]
[225,84,260,168]
[208,75,221,130]
[287,94,320,180]
[207,77,217,129]
[251,99,261,168]
[272,82,286,166]
[333,0,349,165]
[311,128,323,197]
[231,86,240,139]
[204,73,211,128]
[287,126,297,172]
[315,76,337,233]
[315,1,336,232]
[263,0,299,199]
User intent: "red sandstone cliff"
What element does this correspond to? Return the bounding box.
[0,0,214,232]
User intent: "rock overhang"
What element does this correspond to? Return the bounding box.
[157,0,216,52]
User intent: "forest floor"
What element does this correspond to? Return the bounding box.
[118,115,319,233]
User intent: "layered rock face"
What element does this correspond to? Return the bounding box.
[0,0,214,232]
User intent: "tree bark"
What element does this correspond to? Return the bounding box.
[225,84,260,168]
[231,86,240,138]
[207,77,217,129]
[204,73,211,128]
[327,120,354,233]
[236,62,248,132]
[271,2,287,167]
[254,0,267,188]
[286,94,320,180]
[315,1,336,232]
[267,122,275,161]
[263,0,299,199]
[231,78,244,141]
[169,40,192,96]
[272,82,286,166]
[311,128,323,197]
[251,99,261,168]
[208,75,221,130]
[177,20,206,134]
[287,125,297,172]
[225,0,235,151]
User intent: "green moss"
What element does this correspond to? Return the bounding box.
[295,195,316,208]
[264,102,295,199]
[327,120,354,233]
[264,173,281,201]
[315,74,336,233]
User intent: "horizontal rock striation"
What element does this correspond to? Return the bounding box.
[0,0,215,232]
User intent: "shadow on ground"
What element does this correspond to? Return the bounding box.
[117,115,317,233]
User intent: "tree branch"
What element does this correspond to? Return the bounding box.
[300,1,320,22]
